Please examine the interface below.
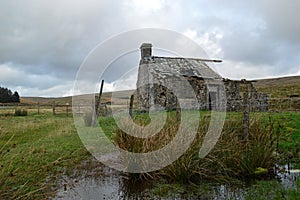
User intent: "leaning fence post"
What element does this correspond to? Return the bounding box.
[129,94,134,117]
[243,92,250,140]
[93,80,104,126]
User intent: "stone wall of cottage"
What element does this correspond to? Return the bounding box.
[137,73,269,112]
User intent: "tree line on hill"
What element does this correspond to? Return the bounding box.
[0,86,20,103]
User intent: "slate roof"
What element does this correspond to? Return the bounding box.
[143,56,222,80]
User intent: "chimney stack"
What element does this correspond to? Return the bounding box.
[140,43,152,60]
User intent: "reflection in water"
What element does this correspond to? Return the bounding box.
[54,160,152,199]
[56,175,120,199]
[54,172,153,199]
[54,164,118,199]
[277,164,300,190]
[54,160,299,200]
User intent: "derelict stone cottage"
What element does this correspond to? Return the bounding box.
[136,43,268,112]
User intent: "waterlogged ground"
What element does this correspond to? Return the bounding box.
[54,159,300,200]
[54,111,300,199]
[1,111,299,199]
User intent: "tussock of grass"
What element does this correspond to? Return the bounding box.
[114,111,280,183]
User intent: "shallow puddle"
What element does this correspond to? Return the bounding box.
[53,160,299,200]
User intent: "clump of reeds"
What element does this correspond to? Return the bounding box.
[114,111,279,183]
[114,112,179,153]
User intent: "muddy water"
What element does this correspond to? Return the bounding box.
[53,160,299,200]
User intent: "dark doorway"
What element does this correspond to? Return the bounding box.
[209,92,217,110]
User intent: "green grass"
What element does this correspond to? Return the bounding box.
[0,112,90,199]
[0,109,299,199]
[143,179,300,199]
[270,112,300,167]
[244,180,300,200]
[226,111,300,168]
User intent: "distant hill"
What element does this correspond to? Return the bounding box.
[20,96,72,105]
[20,90,135,105]
[252,75,300,98]
[20,76,300,105]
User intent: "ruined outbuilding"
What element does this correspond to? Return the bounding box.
[136,43,268,112]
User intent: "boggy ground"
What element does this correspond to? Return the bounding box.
[0,109,299,199]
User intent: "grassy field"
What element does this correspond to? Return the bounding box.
[0,109,299,199]
[1,75,300,199]
[0,112,90,199]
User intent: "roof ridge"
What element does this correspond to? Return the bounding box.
[152,56,222,63]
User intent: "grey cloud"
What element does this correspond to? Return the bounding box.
[198,0,300,72]
[0,0,299,96]
[254,0,300,44]
[0,63,65,89]
[0,0,127,80]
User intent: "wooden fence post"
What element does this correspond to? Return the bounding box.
[175,97,181,122]
[66,103,70,117]
[243,92,250,140]
[93,80,104,126]
[37,101,40,115]
[129,94,134,117]
[52,101,56,115]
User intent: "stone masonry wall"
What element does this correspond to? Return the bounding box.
[137,74,269,112]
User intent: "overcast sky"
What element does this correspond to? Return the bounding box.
[1,0,299,97]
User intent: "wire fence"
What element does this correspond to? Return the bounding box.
[0,97,299,117]
[1,97,299,152]
[0,103,71,116]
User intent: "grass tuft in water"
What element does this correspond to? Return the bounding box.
[113,111,280,183]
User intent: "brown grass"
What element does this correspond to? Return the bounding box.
[114,111,279,183]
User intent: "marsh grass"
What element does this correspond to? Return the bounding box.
[1,109,299,199]
[114,111,179,153]
[114,111,281,183]
[0,113,90,199]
